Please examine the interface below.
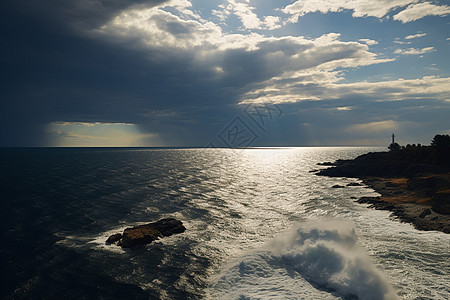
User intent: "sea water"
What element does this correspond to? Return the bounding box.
[1,147,448,299]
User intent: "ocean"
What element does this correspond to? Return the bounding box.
[1,147,449,299]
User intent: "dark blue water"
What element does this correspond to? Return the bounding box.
[1,147,448,299]
[0,148,211,299]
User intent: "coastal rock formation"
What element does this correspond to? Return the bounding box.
[346,182,363,187]
[432,191,450,215]
[106,218,186,248]
[315,137,450,234]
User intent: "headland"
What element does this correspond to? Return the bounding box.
[316,134,450,233]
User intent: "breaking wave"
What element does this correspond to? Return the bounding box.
[209,220,399,300]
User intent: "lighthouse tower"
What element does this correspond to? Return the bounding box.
[388,133,400,151]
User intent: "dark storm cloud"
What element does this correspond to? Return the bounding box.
[0,0,238,146]
[1,0,167,30]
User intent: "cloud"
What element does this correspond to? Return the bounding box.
[405,32,427,39]
[336,106,353,111]
[393,40,411,44]
[95,4,390,95]
[241,75,450,105]
[393,2,450,23]
[0,0,170,32]
[1,0,449,147]
[394,46,436,55]
[51,121,136,127]
[87,3,421,145]
[47,121,159,146]
[358,39,378,45]
[282,0,413,21]
[282,0,450,23]
[347,120,399,133]
[211,0,281,30]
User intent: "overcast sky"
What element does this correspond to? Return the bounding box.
[1,0,449,147]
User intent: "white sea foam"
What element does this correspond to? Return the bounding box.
[209,220,399,300]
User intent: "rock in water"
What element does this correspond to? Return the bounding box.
[106,218,186,248]
[332,184,345,188]
[106,233,123,244]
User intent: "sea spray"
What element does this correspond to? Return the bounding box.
[209,220,399,300]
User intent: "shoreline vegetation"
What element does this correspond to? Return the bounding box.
[316,134,450,234]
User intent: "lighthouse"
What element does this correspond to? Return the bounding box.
[389,133,400,151]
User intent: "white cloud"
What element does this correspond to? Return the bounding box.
[220,0,281,30]
[212,5,230,22]
[226,0,261,29]
[282,0,414,22]
[96,7,224,50]
[96,5,390,86]
[240,74,450,105]
[393,2,450,23]
[358,39,378,45]
[93,1,450,121]
[336,106,353,111]
[347,120,399,133]
[47,121,159,147]
[282,0,450,23]
[405,32,427,39]
[394,40,412,44]
[394,46,436,55]
[263,15,282,30]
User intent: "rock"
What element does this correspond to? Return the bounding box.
[316,143,450,234]
[407,176,449,196]
[432,191,450,215]
[346,182,363,187]
[106,218,186,248]
[317,162,335,166]
[419,208,431,218]
[332,185,345,188]
[106,233,122,244]
[357,197,380,204]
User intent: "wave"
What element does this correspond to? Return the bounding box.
[209,220,399,300]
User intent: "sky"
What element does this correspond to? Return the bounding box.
[1,0,449,147]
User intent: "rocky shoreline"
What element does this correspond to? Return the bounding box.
[316,146,450,234]
[356,177,450,233]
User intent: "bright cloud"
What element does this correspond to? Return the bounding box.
[347,120,399,133]
[393,2,450,23]
[63,1,450,119]
[282,0,450,23]
[358,39,378,45]
[394,46,436,55]
[405,32,427,39]
[218,0,282,30]
[47,122,159,147]
[240,75,450,104]
[97,7,223,50]
[102,1,450,109]
[96,5,390,90]
[282,0,413,21]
